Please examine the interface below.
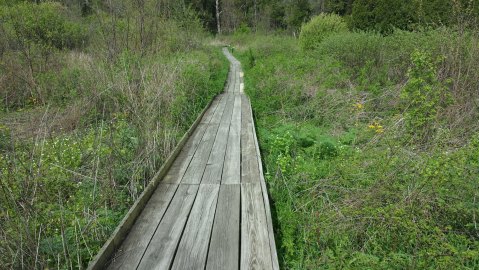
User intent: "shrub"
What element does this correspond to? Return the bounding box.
[1,2,86,50]
[350,0,479,33]
[401,50,451,141]
[312,31,383,70]
[299,13,348,50]
[350,0,416,34]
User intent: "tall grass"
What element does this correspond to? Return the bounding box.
[225,26,479,269]
[0,2,228,268]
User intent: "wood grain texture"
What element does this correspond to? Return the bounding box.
[241,183,273,270]
[87,91,218,270]
[222,95,241,184]
[206,184,240,270]
[107,184,177,269]
[210,92,228,124]
[202,93,235,184]
[201,94,222,124]
[241,95,260,183]
[247,94,280,270]
[202,123,229,184]
[137,184,198,270]
[92,48,279,270]
[181,123,220,184]
[163,123,208,184]
[171,184,220,270]
[227,65,236,93]
[221,93,235,123]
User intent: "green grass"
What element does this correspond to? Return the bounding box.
[226,30,479,269]
[0,4,229,265]
[0,47,228,268]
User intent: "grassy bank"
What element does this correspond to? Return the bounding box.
[226,27,479,269]
[0,2,228,268]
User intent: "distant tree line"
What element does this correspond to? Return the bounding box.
[3,0,477,34]
[181,0,479,34]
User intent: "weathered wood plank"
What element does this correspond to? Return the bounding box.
[221,93,235,123]
[171,184,220,270]
[163,123,208,184]
[92,48,280,270]
[107,184,177,269]
[201,94,222,124]
[241,183,273,270]
[202,123,229,184]
[87,91,218,270]
[227,65,236,93]
[241,95,260,183]
[205,184,240,270]
[246,94,280,270]
[222,95,241,184]
[202,93,235,184]
[137,184,199,270]
[181,123,220,184]
[210,91,228,124]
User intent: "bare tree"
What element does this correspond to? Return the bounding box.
[216,0,221,34]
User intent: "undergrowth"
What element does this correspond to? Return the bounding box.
[0,1,228,268]
[225,26,479,269]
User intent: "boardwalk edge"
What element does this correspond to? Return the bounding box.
[244,75,280,269]
[87,94,219,270]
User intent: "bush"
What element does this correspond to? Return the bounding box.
[0,2,86,50]
[313,31,383,69]
[299,13,348,50]
[350,0,479,33]
[350,0,415,34]
[401,50,451,141]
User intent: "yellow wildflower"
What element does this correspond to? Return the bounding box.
[354,102,364,110]
[368,121,384,134]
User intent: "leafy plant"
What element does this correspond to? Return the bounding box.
[1,2,86,50]
[299,13,348,50]
[401,50,451,141]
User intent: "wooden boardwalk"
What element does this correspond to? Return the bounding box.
[90,48,279,270]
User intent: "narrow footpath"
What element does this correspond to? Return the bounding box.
[92,48,279,270]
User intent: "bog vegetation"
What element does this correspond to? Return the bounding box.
[0,0,227,268]
[1,0,479,269]
[225,8,479,269]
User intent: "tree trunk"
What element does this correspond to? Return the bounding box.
[216,0,221,34]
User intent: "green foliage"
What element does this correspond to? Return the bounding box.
[228,29,479,269]
[283,0,311,31]
[312,31,382,69]
[246,48,256,68]
[235,23,252,35]
[350,0,479,33]
[1,2,86,50]
[0,1,229,266]
[350,0,415,34]
[401,50,450,140]
[299,13,348,50]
